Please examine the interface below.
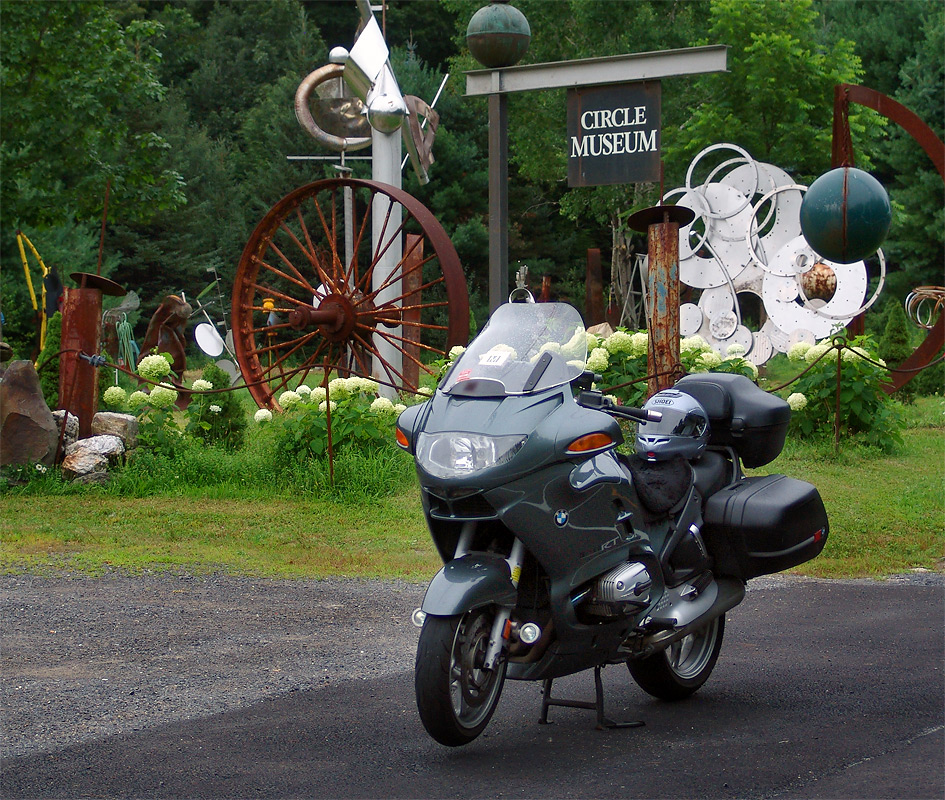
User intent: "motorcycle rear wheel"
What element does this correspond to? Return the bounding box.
[415,608,507,746]
[628,614,725,701]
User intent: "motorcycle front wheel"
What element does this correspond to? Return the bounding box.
[628,614,725,701]
[415,608,507,746]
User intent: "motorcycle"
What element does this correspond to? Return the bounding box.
[396,300,828,747]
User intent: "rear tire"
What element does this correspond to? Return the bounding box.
[628,614,725,700]
[415,608,507,746]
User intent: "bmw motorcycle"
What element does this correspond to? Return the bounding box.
[396,300,828,747]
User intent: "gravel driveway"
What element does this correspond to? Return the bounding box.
[3,570,942,763]
[1,572,424,759]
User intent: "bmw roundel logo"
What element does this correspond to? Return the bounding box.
[554,510,569,527]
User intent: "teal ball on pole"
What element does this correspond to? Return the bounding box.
[799,167,891,264]
[467,2,531,68]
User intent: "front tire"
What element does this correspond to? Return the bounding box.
[415,608,507,746]
[628,614,725,700]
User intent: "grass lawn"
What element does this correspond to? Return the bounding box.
[2,400,942,581]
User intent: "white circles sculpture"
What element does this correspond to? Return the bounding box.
[664,144,885,363]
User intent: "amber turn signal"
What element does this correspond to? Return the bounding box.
[395,428,410,449]
[566,432,614,453]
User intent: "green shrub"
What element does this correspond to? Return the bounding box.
[185,362,246,450]
[879,302,916,403]
[783,333,903,451]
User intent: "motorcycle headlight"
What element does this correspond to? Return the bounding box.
[416,432,527,479]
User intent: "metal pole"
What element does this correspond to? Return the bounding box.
[488,93,509,311]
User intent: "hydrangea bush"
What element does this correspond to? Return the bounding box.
[265,376,407,469]
[784,332,902,450]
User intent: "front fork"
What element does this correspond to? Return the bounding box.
[482,537,525,670]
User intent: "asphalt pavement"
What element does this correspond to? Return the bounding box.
[2,573,942,799]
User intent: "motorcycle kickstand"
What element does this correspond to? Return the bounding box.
[539,666,645,730]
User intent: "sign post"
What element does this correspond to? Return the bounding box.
[466,45,728,312]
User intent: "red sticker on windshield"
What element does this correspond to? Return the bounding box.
[456,369,472,382]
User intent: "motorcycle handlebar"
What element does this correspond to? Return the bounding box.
[576,390,662,423]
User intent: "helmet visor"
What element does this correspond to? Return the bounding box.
[639,407,708,438]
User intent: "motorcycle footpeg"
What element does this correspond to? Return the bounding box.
[635,616,677,634]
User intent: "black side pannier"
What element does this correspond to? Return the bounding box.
[676,373,791,468]
[702,474,829,581]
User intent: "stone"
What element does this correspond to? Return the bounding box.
[51,410,80,451]
[61,450,109,482]
[64,434,125,463]
[91,412,139,449]
[587,322,614,339]
[0,360,58,467]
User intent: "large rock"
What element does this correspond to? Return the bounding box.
[91,412,138,449]
[51,410,80,451]
[61,435,125,481]
[0,361,57,467]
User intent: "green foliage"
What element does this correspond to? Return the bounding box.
[35,312,62,410]
[879,301,917,403]
[786,333,904,450]
[185,363,247,450]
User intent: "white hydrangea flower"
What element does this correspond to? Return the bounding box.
[804,343,836,363]
[630,331,649,358]
[448,345,466,360]
[209,404,222,414]
[347,376,379,396]
[137,354,172,381]
[681,335,710,354]
[191,379,213,392]
[128,390,149,411]
[787,341,813,362]
[744,360,759,379]
[416,386,433,397]
[602,330,634,355]
[726,343,747,357]
[103,386,127,408]
[149,383,179,409]
[295,384,312,396]
[371,396,395,414]
[562,327,588,358]
[787,393,808,411]
[318,400,338,413]
[585,332,601,352]
[254,408,273,423]
[393,403,407,414]
[279,390,302,408]
[697,350,724,370]
[586,347,610,373]
[327,377,350,399]
[310,387,327,404]
[841,346,872,363]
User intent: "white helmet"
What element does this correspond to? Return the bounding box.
[636,389,710,462]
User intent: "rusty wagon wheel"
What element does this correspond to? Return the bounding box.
[232,178,468,410]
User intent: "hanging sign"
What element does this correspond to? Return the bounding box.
[567,81,661,187]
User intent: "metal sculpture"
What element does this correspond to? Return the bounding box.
[663,144,884,364]
[232,1,466,409]
[232,178,467,411]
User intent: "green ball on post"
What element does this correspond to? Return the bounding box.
[799,167,892,264]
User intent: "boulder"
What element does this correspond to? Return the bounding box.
[0,360,57,467]
[61,450,109,482]
[92,412,138,449]
[61,435,125,481]
[51,410,80,451]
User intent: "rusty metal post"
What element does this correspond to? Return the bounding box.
[585,248,604,326]
[628,205,695,396]
[59,288,102,438]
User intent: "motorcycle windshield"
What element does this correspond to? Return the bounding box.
[442,302,588,396]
